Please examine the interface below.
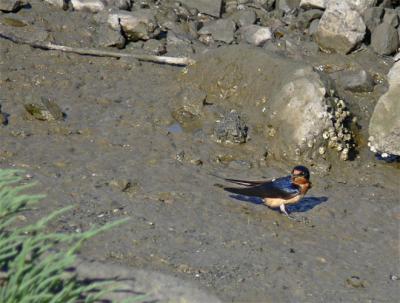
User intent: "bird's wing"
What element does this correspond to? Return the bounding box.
[224,176,300,199]
[222,177,272,187]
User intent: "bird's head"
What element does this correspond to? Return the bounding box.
[291,165,311,187]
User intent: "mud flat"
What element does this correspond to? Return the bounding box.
[0,0,399,301]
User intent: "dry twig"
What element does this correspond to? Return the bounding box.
[0,31,196,66]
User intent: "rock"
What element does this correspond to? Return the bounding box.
[346,276,366,288]
[362,7,384,33]
[43,0,68,10]
[182,45,355,162]
[108,10,159,41]
[143,39,166,55]
[308,18,319,36]
[369,61,400,157]
[70,0,105,12]
[166,30,194,57]
[300,0,325,9]
[297,9,323,29]
[102,0,131,10]
[74,257,222,303]
[214,110,248,144]
[301,0,377,14]
[96,23,126,49]
[229,9,257,28]
[383,8,399,28]
[239,25,272,46]
[172,86,206,124]
[371,22,399,55]
[198,19,236,44]
[179,0,222,17]
[335,69,375,92]
[24,98,64,121]
[0,0,25,12]
[315,2,366,54]
[276,0,300,13]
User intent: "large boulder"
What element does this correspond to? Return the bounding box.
[368,61,400,157]
[371,22,399,55]
[315,2,366,54]
[178,45,355,163]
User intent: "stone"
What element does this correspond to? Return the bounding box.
[362,7,384,33]
[299,0,325,9]
[0,0,25,12]
[179,0,222,17]
[43,0,68,10]
[371,22,399,55]
[198,19,236,44]
[24,98,64,121]
[383,9,399,28]
[300,0,377,14]
[96,23,126,49]
[308,18,319,36]
[229,9,257,28]
[102,0,131,10]
[108,10,159,41]
[214,110,248,144]
[297,9,323,29]
[240,25,272,46]
[166,30,194,57]
[369,61,400,156]
[70,0,105,12]
[175,86,207,117]
[276,0,300,13]
[182,45,355,162]
[143,39,166,55]
[315,2,366,54]
[335,69,375,92]
[254,0,275,11]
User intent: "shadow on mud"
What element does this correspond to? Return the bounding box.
[229,195,328,213]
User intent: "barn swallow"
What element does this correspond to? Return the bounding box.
[218,166,312,218]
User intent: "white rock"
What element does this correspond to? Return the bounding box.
[368,61,400,156]
[240,25,272,46]
[315,2,366,54]
[71,0,105,13]
[300,0,325,10]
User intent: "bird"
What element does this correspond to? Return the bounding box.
[217,166,312,218]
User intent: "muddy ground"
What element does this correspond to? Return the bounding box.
[1,2,399,302]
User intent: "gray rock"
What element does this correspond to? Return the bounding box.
[143,39,166,55]
[300,0,325,9]
[74,257,222,303]
[229,9,257,28]
[383,9,399,28]
[177,86,206,117]
[308,18,319,36]
[70,0,105,12]
[179,0,222,17]
[96,23,126,49]
[369,61,400,156]
[166,30,194,57]
[276,0,300,13]
[301,0,377,14]
[336,69,375,92]
[214,110,248,144]
[198,19,236,44]
[371,22,399,55]
[0,0,25,12]
[239,25,272,46]
[297,9,323,29]
[43,0,68,10]
[362,7,384,33]
[102,0,131,10]
[253,0,276,11]
[108,10,159,41]
[315,2,366,54]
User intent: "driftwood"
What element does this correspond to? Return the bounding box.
[0,31,196,66]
